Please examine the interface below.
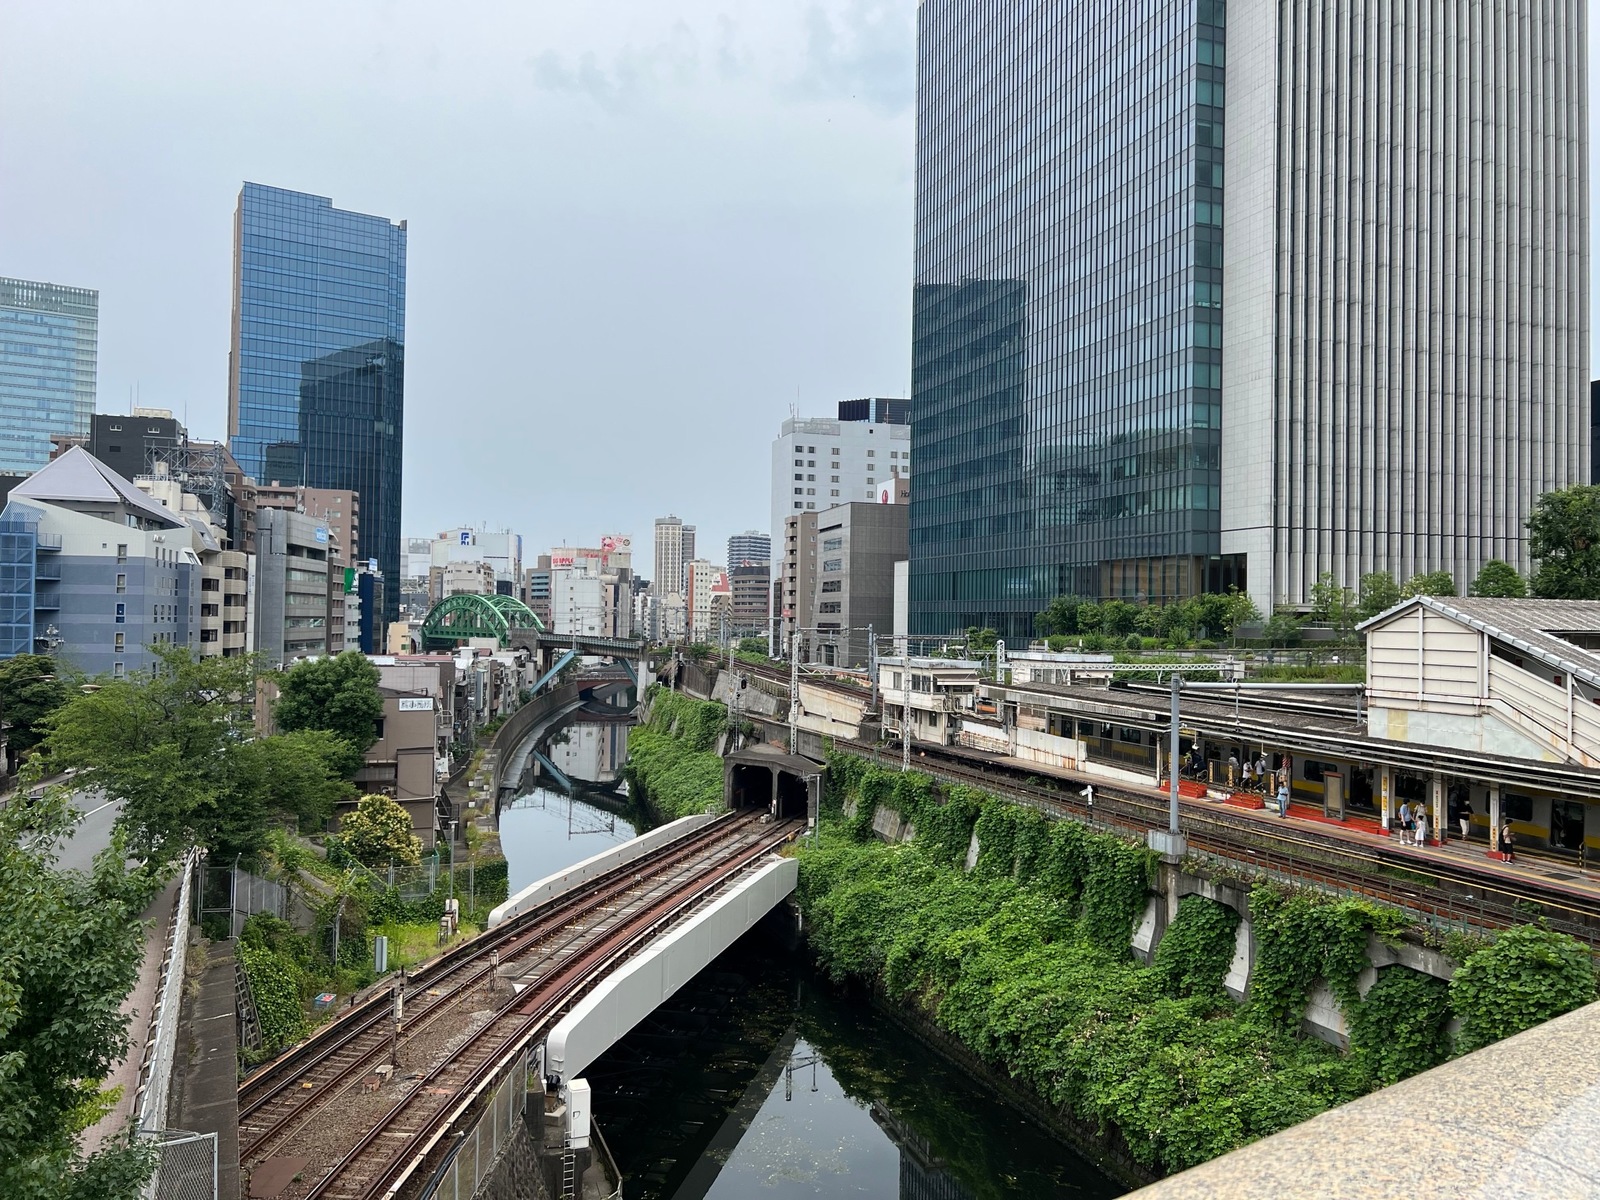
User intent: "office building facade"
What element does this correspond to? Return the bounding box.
[0,277,98,475]
[228,183,406,620]
[0,448,202,675]
[727,530,771,568]
[909,0,1588,636]
[653,516,695,597]
[771,404,910,545]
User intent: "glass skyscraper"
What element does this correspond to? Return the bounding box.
[0,277,98,474]
[911,0,1588,637]
[228,183,406,619]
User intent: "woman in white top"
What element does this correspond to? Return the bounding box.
[1413,807,1429,847]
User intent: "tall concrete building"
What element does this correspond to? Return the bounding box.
[909,0,1588,636]
[228,183,406,621]
[727,530,771,567]
[0,277,98,474]
[770,400,911,542]
[653,515,695,596]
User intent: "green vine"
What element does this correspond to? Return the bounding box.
[1153,896,1240,1000]
[1346,967,1452,1084]
[624,692,729,820]
[1247,885,1405,1026]
[1449,924,1598,1054]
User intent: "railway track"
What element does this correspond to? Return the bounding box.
[840,737,1600,944]
[240,810,798,1198]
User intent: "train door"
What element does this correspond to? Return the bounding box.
[1552,801,1585,851]
[1323,771,1345,820]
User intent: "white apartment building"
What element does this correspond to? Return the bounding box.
[685,559,729,642]
[770,405,911,544]
[426,527,524,590]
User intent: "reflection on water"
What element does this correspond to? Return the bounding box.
[497,718,637,895]
[586,920,1126,1200]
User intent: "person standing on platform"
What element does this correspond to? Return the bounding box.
[1501,824,1516,863]
[1399,799,1413,840]
[1414,806,1429,847]
[1277,780,1290,818]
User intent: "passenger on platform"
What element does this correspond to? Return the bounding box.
[1277,780,1290,818]
[1452,794,1472,841]
[1228,752,1240,782]
[1501,824,1516,863]
[1399,800,1413,839]
[1413,807,1429,847]
[1255,754,1268,783]
[1241,760,1254,787]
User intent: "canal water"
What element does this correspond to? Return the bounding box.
[498,717,1128,1200]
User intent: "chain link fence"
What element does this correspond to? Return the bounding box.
[147,1130,217,1200]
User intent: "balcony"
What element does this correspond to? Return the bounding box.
[35,534,61,552]
[33,592,60,611]
[34,561,60,581]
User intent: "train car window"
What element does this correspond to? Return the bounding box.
[1303,760,1326,782]
[1119,727,1143,744]
[1504,793,1534,822]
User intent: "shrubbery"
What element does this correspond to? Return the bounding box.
[801,754,1599,1175]
[624,690,729,820]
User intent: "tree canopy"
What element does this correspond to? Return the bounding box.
[337,793,422,868]
[1469,559,1528,599]
[44,647,352,864]
[1356,571,1401,621]
[0,782,158,1200]
[1401,571,1457,599]
[274,651,384,754]
[1527,485,1600,599]
[0,654,70,763]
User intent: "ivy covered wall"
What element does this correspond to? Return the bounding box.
[800,752,1599,1176]
[623,688,729,821]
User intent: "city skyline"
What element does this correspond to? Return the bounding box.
[0,2,915,575]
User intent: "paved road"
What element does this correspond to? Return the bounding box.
[11,781,123,872]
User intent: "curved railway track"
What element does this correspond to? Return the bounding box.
[239,810,798,1198]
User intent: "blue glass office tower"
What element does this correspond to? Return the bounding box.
[228,183,406,620]
[911,0,1586,636]
[910,0,1230,640]
[0,278,98,474]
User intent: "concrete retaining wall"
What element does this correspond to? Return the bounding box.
[487,814,718,927]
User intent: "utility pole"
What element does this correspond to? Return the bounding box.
[1167,671,1182,836]
[788,628,800,754]
[867,625,878,714]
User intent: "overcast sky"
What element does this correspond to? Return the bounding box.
[3,3,1598,584]
[0,1,915,581]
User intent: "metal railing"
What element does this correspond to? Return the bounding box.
[416,1051,529,1200]
[135,849,198,1135]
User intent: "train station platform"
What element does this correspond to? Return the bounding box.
[910,739,1600,914]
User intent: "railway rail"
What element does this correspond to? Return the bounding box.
[839,736,1600,946]
[239,809,799,1199]
[722,655,1600,938]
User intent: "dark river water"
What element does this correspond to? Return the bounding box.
[497,718,1128,1200]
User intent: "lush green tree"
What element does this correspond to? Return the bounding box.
[337,793,422,868]
[0,654,70,763]
[0,781,159,1199]
[737,636,767,656]
[274,651,383,755]
[1075,600,1103,636]
[1357,571,1402,620]
[1262,608,1304,648]
[1308,572,1357,633]
[234,730,356,830]
[44,647,259,864]
[1401,570,1457,599]
[1035,595,1085,637]
[1527,484,1600,599]
[43,647,346,861]
[1098,602,1137,638]
[1468,559,1528,599]
[1220,588,1261,644]
[964,627,1000,654]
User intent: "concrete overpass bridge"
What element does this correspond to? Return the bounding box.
[236,758,822,1200]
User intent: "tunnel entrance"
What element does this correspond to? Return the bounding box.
[723,745,826,825]
[730,763,770,810]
